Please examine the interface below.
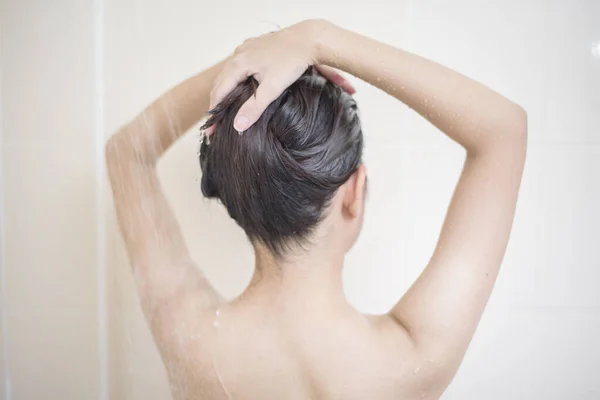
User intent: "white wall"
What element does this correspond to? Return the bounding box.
[0,0,101,399]
[2,0,599,399]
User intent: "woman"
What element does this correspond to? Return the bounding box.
[106,19,527,400]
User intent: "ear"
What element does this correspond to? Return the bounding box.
[342,164,367,219]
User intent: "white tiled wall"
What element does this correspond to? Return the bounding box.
[1,0,599,399]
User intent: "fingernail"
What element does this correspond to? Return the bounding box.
[234,115,250,132]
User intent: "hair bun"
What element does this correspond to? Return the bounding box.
[198,67,363,257]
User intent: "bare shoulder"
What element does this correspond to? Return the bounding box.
[153,301,228,398]
[368,314,453,398]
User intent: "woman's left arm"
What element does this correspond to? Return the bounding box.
[105,61,225,337]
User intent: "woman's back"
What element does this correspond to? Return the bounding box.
[167,295,422,400]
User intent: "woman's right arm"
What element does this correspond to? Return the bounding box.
[315,20,527,384]
[314,20,526,153]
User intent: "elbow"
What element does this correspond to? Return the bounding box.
[104,136,118,161]
[493,103,528,145]
[105,135,126,168]
[104,136,126,181]
[475,104,528,156]
[501,102,528,144]
[507,104,528,159]
[511,104,528,142]
[104,132,140,177]
[492,104,528,165]
[462,103,528,157]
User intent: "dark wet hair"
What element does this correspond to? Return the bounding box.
[199,67,363,257]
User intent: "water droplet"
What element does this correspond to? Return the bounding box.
[214,308,221,327]
[376,77,381,82]
[413,367,420,374]
[424,99,429,104]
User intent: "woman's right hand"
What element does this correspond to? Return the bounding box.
[206,20,354,135]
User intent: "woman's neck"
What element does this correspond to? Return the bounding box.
[239,244,351,313]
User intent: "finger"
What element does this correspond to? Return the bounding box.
[339,80,356,95]
[314,65,343,84]
[315,65,356,95]
[209,59,250,111]
[204,124,216,136]
[315,65,356,94]
[234,80,285,132]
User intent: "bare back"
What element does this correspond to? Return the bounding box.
[161,299,428,400]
